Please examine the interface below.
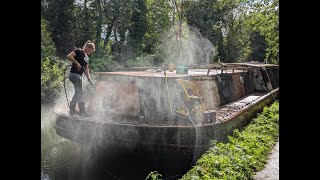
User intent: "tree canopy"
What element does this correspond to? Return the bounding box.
[41,0,279,103]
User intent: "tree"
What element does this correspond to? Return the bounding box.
[222,1,248,63]
[249,31,267,62]
[128,0,148,55]
[143,0,171,53]
[95,0,103,52]
[41,17,65,103]
[245,0,279,63]
[185,0,238,62]
[101,0,132,56]
[42,0,75,57]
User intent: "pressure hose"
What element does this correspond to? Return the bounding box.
[63,65,72,110]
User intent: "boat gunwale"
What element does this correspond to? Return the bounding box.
[54,88,279,129]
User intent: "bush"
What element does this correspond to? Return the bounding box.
[90,55,116,72]
[41,17,65,103]
[125,54,155,67]
[41,57,66,103]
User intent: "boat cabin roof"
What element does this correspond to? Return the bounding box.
[93,63,278,78]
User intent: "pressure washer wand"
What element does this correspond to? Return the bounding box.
[81,66,93,86]
[81,66,96,115]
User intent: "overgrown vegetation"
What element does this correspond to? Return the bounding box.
[41,0,278,104]
[180,101,279,180]
[146,101,279,180]
[145,171,163,180]
[41,17,67,103]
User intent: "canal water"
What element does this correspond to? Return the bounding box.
[41,104,195,180]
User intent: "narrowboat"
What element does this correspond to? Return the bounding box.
[54,62,279,153]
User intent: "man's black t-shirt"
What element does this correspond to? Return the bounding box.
[70,49,89,75]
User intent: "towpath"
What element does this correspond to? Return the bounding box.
[253,140,279,180]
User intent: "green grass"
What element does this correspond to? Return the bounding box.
[146,101,279,180]
[180,101,279,180]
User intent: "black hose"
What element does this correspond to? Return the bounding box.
[63,65,72,110]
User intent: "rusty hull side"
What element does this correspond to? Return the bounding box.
[54,88,279,153]
[211,88,279,142]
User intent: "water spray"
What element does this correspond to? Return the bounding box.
[182,104,199,168]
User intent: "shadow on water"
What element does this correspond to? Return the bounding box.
[41,105,196,180]
[55,151,194,180]
[42,139,195,180]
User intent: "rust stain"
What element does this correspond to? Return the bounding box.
[231,74,245,100]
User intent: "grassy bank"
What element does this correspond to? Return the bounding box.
[180,101,279,180]
[146,101,279,180]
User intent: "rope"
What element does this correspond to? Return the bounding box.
[103,169,121,180]
[182,104,199,169]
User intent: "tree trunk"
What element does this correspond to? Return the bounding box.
[95,0,103,52]
[103,17,115,49]
[84,0,90,41]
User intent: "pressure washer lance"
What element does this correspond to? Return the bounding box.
[81,66,94,86]
[81,66,96,117]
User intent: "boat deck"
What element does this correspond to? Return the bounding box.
[94,69,244,78]
[216,91,269,123]
[54,89,278,127]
